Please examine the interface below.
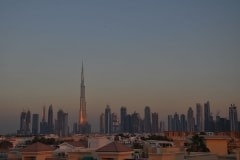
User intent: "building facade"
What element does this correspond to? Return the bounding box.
[78,62,91,134]
[144,106,151,133]
[32,114,39,135]
[120,106,127,132]
[196,103,203,132]
[229,104,238,131]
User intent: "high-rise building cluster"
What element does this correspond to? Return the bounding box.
[168,101,239,132]
[17,110,31,135]
[17,105,69,136]
[17,62,91,136]
[15,62,238,135]
[99,105,166,134]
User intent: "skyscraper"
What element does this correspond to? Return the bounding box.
[48,104,54,133]
[180,114,187,131]
[105,105,112,134]
[152,112,159,133]
[112,113,120,133]
[187,107,195,132]
[79,62,91,134]
[79,62,87,125]
[125,114,132,133]
[131,112,142,133]
[120,106,127,132]
[56,109,69,136]
[100,113,105,134]
[173,112,180,131]
[40,106,48,135]
[159,121,165,132]
[229,104,238,131]
[144,106,151,133]
[32,114,39,135]
[196,103,203,132]
[204,101,210,132]
[26,110,31,133]
[18,109,31,135]
[168,115,173,131]
[19,111,26,133]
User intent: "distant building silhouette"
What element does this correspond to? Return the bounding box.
[204,101,211,132]
[78,62,91,134]
[32,114,39,135]
[196,103,203,132]
[187,107,195,132]
[180,114,187,132]
[105,105,112,134]
[40,106,48,135]
[47,104,54,134]
[144,106,151,133]
[18,109,31,135]
[159,121,165,132]
[56,109,69,136]
[120,106,127,132]
[100,113,105,134]
[168,115,173,131]
[152,112,159,133]
[173,112,180,131]
[229,104,238,131]
[131,112,142,133]
[112,113,120,133]
[125,114,132,133]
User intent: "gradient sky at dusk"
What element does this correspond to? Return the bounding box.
[0,1,240,134]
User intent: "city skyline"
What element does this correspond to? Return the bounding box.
[1,1,240,134]
[14,101,239,135]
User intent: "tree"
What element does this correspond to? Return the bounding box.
[0,140,13,150]
[187,134,210,152]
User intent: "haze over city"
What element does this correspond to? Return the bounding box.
[0,1,240,134]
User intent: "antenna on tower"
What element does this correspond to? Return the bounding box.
[42,105,46,122]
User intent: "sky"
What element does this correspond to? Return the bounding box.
[0,1,240,134]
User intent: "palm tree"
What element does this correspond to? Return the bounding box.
[187,134,210,152]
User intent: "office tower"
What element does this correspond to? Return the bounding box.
[173,112,180,131]
[18,111,27,134]
[196,103,203,132]
[105,105,112,134]
[100,113,105,134]
[120,106,127,132]
[131,112,141,133]
[215,115,221,132]
[32,114,39,135]
[79,62,91,134]
[168,115,173,131]
[229,104,238,131]
[159,121,165,132]
[152,112,159,133]
[125,114,132,133]
[73,122,78,134]
[19,111,26,132]
[112,113,120,133]
[140,119,144,133]
[18,109,31,135]
[56,109,69,136]
[25,110,31,133]
[187,107,195,132]
[40,106,48,134]
[180,114,187,132]
[144,106,151,133]
[204,101,210,132]
[48,104,54,133]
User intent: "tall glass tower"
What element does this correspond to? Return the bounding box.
[79,62,87,124]
[229,104,238,131]
[78,62,91,134]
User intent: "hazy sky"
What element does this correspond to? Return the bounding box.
[0,1,240,134]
